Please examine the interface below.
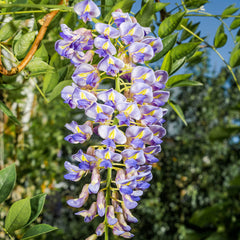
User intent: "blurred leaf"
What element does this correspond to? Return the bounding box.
[214,24,227,48]
[34,43,49,62]
[168,100,187,126]
[184,0,208,9]
[187,51,204,65]
[154,2,169,12]
[136,0,155,27]
[209,125,240,141]
[170,57,186,75]
[0,20,21,41]
[0,101,20,125]
[22,224,58,240]
[206,233,228,240]
[63,12,78,30]
[190,205,220,228]
[171,42,201,61]
[48,80,72,102]
[222,4,239,18]
[43,70,59,94]
[0,164,16,204]
[158,12,185,38]
[24,194,47,227]
[27,59,54,73]
[230,16,240,29]
[5,198,31,234]
[14,32,36,59]
[161,51,172,73]
[150,33,178,62]
[229,43,240,68]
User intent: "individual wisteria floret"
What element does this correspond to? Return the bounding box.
[56,1,170,239]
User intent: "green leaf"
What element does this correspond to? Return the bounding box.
[24,194,47,227]
[170,57,186,75]
[236,29,240,42]
[22,224,57,240]
[154,2,169,12]
[171,42,201,61]
[13,32,36,59]
[34,43,49,62]
[168,100,187,126]
[63,12,78,30]
[5,198,31,234]
[184,0,208,9]
[27,59,54,73]
[0,20,21,41]
[158,12,185,38]
[0,164,16,204]
[0,101,20,125]
[161,51,172,73]
[149,33,178,63]
[230,16,240,29]
[229,43,240,68]
[43,70,59,94]
[169,80,203,88]
[222,4,239,18]
[48,80,73,102]
[167,74,192,87]
[214,24,227,48]
[104,0,135,22]
[136,0,155,27]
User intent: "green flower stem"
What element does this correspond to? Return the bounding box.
[115,74,121,92]
[186,13,240,18]
[180,24,240,92]
[104,167,112,240]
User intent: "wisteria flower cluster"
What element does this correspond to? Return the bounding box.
[55,0,170,239]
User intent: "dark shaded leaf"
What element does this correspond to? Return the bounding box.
[0,164,16,204]
[43,70,59,94]
[161,51,172,73]
[136,0,155,27]
[48,80,73,102]
[0,101,20,125]
[230,16,240,29]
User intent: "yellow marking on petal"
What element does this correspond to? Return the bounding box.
[108,57,114,65]
[149,110,155,116]
[128,28,135,36]
[139,47,146,53]
[109,92,115,101]
[78,72,90,78]
[85,4,90,12]
[138,89,148,95]
[102,41,109,50]
[99,203,104,209]
[96,105,103,113]
[156,75,163,82]
[109,129,116,139]
[81,154,87,161]
[136,130,144,139]
[141,73,148,80]
[80,92,87,99]
[105,151,111,159]
[76,126,84,134]
[104,27,110,36]
[125,104,134,115]
[132,153,138,159]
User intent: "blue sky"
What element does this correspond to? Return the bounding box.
[132,0,240,74]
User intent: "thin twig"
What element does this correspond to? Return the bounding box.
[0,4,62,76]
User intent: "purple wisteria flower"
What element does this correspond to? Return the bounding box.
[57,3,170,239]
[74,0,100,23]
[98,55,124,76]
